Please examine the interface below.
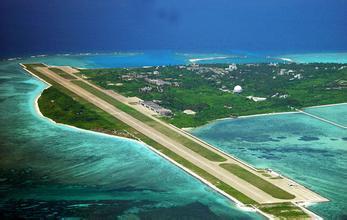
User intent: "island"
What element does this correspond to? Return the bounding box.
[77,63,347,128]
[21,62,347,219]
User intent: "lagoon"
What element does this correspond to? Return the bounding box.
[192,105,347,219]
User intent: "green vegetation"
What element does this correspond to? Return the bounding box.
[220,163,295,199]
[261,173,272,177]
[26,63,226,160]
[72,80,226,162]
[258,203,309,219]
[271,176,284,180]
[38,87,133,138]
[24,63,315,218]
[23,64,254,205]
[73,80,154,123]
[49,67,77,80]
[137,134,257,205]
[79,63,347,127]
[24,64,134,138]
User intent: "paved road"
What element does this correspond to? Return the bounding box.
[31,65,328,205]
[296,108,346,129]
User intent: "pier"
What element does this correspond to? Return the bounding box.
[296,109,346,129]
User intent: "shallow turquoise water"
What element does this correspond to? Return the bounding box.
[5,50,284,69]
[192,109,347,219]
[0,55,264,219]
[278,52,347,63]
[304,104,347,127]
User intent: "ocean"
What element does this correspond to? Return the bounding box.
[1,1,347,59]
[0,51,346,219]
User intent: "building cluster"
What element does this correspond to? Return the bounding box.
[139,86,152,93]
[226,64,238,71]
[187,65,232,76]
[187,63,238,74]
[139,77,179,94]
[145,78,171,86]
[121,73,145,81]
[278,69,292,76]
[121,68,165,81]
[277,68,305,81]
[117,69,181,94]
[140,101,172,116]
[188,64,245,84]
[290,73,303,80]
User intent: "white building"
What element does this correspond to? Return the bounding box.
[183,109,196,115]
[247,96,267,102]
[140,101,172,116]
[226,64,238,71]
[233,85,243,93]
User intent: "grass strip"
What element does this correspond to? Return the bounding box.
[257,203,309,219]
[38,87,134,138]
[25,64,312,218]
[72,79,226,162]
[135,134,257,205]
[48,67,77,80]
[23,63,255,205]
[220,163,295,199]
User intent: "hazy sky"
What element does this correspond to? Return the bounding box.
[1,0,346,57]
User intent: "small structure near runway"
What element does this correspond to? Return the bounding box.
[140,101,172,116]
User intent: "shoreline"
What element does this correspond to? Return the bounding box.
[276,52,347,64]
[33,88,326,219]
[23,63,144,144]
[183,111,299,131]
[188,56,229,63]
[211,102,347,122]
[31,80,272,219]
[33,89,324,219]
[34,87,144,144]
[184,102,347,131]
[24,64,330,220]
[303,102,347,109]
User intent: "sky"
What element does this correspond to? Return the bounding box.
[0,0,346,57]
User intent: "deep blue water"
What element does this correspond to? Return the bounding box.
[1,0,347,58]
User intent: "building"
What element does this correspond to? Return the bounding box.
[246,96,267,102]
[139,86,152,93]
[183,109,196,115]
[226,64,237,71]
[140,101,172,116]
[145,78,171,86]
[233,85,243,93]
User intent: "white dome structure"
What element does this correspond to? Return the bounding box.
[233,85,243,93]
